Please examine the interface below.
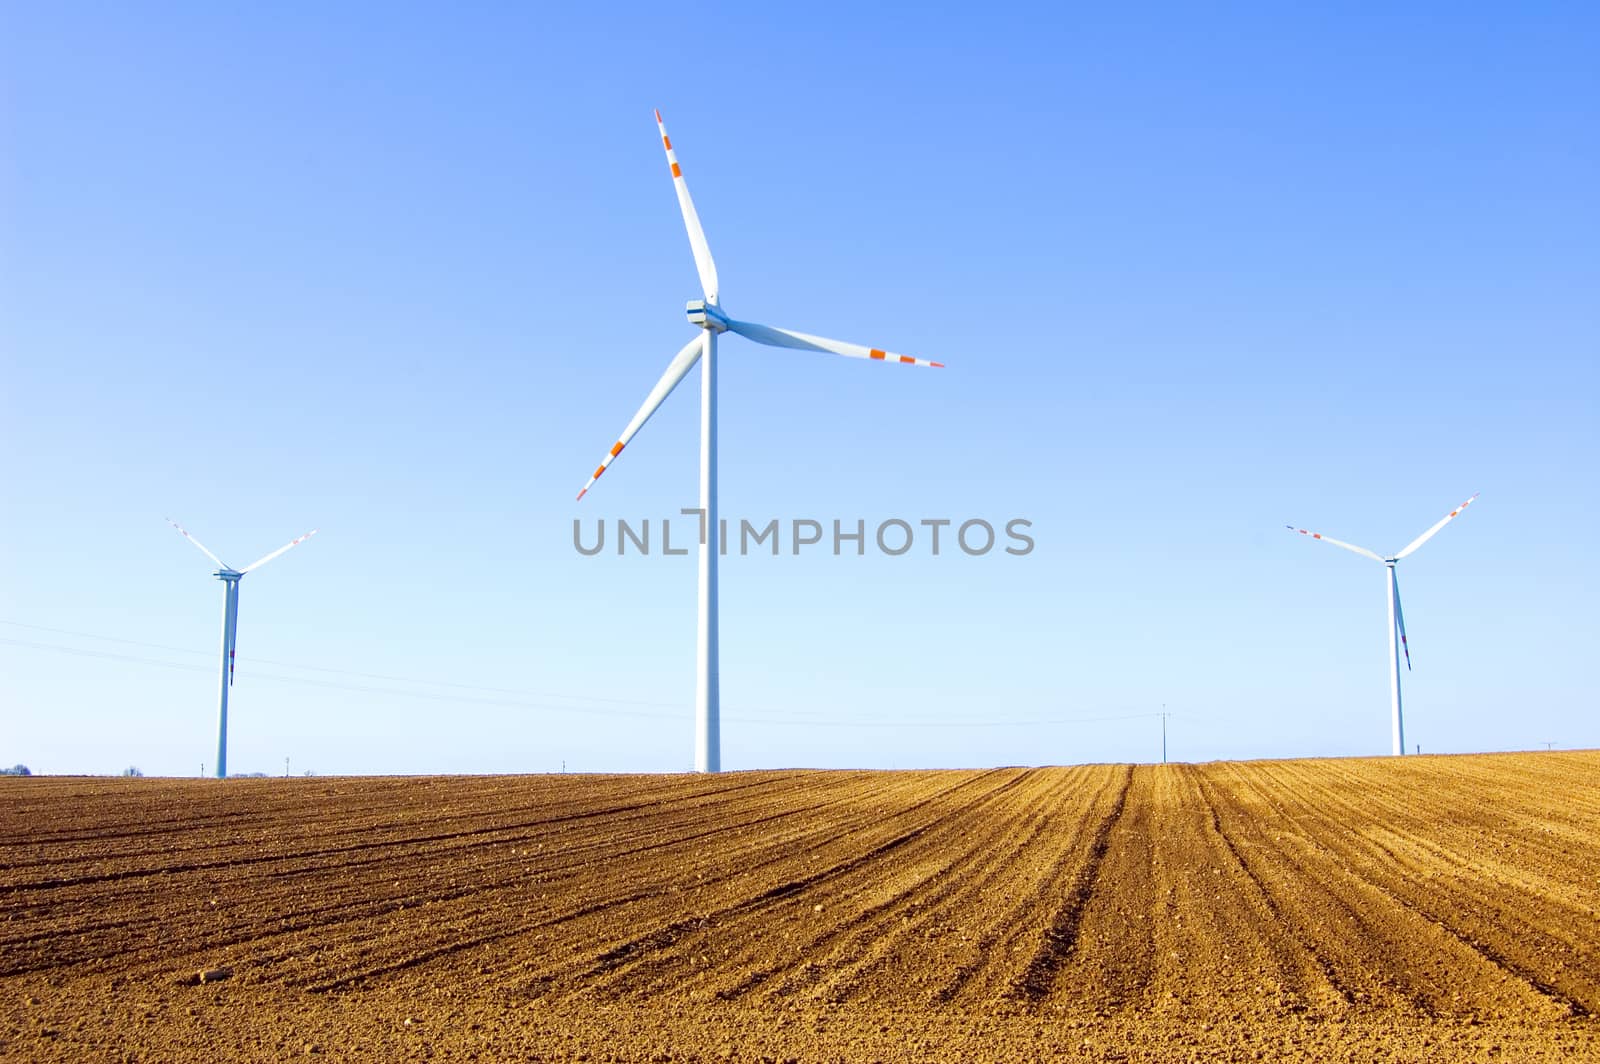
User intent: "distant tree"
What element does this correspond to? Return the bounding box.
[121,766,144,778]
[0,764,30,776]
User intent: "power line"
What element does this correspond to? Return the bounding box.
[743,711,1170,728]
[1,620,955,723]
[0,621,898,723]
[1,629,1183,731]
[0,636,685,721]
[0,637,214,675]
[0,620,688,710]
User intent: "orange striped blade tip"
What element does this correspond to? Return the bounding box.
[869,347,942,367]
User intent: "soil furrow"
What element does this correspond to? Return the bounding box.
[1009,763,1134,1001]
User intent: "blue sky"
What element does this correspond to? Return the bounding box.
[3,3,1596,775]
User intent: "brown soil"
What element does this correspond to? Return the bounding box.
[2,752,1597,1061]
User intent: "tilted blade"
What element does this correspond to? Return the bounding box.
[577,333,706,500]
[226,584,240,685]
[1393,569,1411,671]
[1285,525,1385,562]
[240,529,318,573]
[167,518,230,570]
[726,319,945,369]
[1394,493,1480,560]
[655,109,719,304]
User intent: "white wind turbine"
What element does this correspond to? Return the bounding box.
[576,110,944,773]
[168,519,318,778]
[1287,494,1478,755]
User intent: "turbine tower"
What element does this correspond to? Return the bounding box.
[168,520,317,778]
[1287,494,1478,755]
[576,110,944,773]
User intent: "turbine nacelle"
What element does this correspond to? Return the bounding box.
[686,299,730,333]
[214,569,244,582]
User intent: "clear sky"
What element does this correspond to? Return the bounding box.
[3,3,1596,776]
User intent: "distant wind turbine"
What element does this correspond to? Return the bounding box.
[168,520,317,778]
[1287,494,1478,756]
[575,110,944,773]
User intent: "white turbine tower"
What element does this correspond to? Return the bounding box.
[1287,494,1478,756]
[576,110,944,773]
[168,520,317,778]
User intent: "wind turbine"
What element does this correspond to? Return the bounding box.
[167,520,317,778]
[1287,494,1478,756]
[576,110,944,773]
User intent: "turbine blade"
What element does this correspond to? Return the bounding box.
[227,585,240,686]
[1285,525,1384,562]
[727,319,945,369]
[1394,493,1480,560]
[240,529,318,573]
[577,333,706,500]
[167,518,230,570]
[655,109,719,304]
[1393,570,1411,671]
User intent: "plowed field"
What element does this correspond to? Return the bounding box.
[3,752,1598,1061]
